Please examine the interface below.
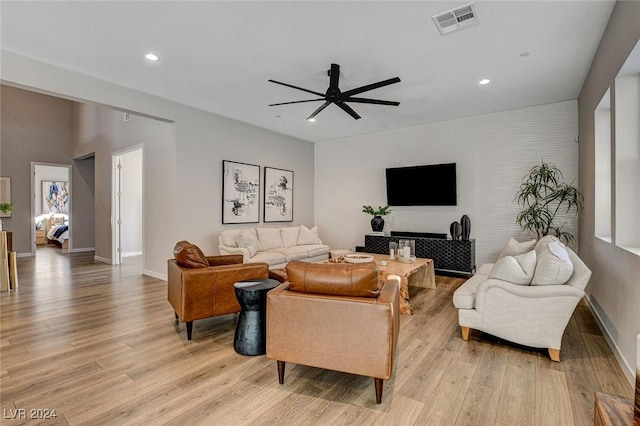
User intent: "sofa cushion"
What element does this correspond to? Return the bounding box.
[270,246,310,262]
[300,244,330,258]
[236,231,260,257]
[532,240,574,285]
[280,226,300,248]
[173,241,209,268]
[498,237,537,259]
[452,272,488,309]
[297,224,320,245]
[220,228,254,248]
[250,251,287,266]
[286,260,381,297]
[257,227,284,251]
[488,250,536,285]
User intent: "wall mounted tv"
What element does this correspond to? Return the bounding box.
[386,163,457,206]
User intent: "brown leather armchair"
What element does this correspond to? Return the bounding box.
[168,241,269,340]
[266,260,400,404]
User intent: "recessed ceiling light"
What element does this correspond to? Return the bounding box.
[307,118,316,122]
[145,53,159,61]
[479,79,491,85]
[520,51,530,57]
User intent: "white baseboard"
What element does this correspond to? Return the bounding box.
[94,255,113,265]
[122,251,143,258]
[69,247,95,253]
[584,294,635,387]
[143,269,167,281]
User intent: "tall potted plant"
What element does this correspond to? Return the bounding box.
[515,161,583,245]
[362,205,392,233]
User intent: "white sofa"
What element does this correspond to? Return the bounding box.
[218,225,330,269]
[452,236,591,361]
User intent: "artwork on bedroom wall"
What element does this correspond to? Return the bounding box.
[222,160,260,224]
[264,167,293,222]
[42,181,69,215]
[0,177,11,218]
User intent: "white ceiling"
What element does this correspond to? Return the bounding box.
[0,1,615,143]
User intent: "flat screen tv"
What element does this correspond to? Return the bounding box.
[386,163,457,206]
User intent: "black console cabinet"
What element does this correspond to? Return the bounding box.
[362,235,476,275]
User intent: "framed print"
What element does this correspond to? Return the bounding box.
[264,167,293,222]
[0,177,11,217]
[222,160,260,224]
[42,181,69,215]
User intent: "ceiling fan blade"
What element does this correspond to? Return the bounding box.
[269,98,325,106]
[336,101,361,120]
[268,79,325,97]
[341,77,401,97]
[329,63,340,91]
[306,101,331,120]
[341,97,400,106]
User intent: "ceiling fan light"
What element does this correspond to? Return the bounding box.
[307,118,316,122]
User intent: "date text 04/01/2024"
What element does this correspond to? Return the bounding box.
[3,409,57,420]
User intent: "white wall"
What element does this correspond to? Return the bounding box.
[2,51,314,278]
[315,100,579,266]
[578,0,640,384]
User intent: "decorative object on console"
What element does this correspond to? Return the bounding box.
[222,160,260,224]
[460,214,471,240]
[450,221,461,241]
[264,167,293,223]
[362,205,392,233]
[515,160,583,245]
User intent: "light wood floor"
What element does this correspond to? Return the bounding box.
[0,248,632,425]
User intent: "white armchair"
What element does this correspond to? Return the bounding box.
[453,243,591,362]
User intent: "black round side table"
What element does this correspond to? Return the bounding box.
[233,278,280,356]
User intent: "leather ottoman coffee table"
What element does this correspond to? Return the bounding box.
[233,278,280,356]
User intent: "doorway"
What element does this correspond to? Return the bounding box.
[31,163,72,254]
[112,147,143,265]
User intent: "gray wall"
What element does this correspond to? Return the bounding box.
[0,85,75,253]
[2,52,314,278]
[578,0,640,383]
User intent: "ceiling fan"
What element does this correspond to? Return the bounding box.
[268,63,401,121]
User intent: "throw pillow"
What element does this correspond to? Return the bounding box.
[488,250,536,285]
[286,260,381,297]
[280,226,300,248]
[531,240,574,285]
[297,224,320,245]
[173,241,209,268]
[498,237,537,259]
[236,231,259,258]
[256,227,284,251]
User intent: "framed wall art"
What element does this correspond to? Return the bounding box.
[222,160,260,224]
[264,167,293,222]
[0,177,11,218]
[42,181,69,215]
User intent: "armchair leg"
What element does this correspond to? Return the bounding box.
[461,326,470,341]
[186,321,193,340]
[548,348,560,362]
[374,378,384,404]
[277,361,286,385]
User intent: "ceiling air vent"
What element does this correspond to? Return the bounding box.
[432,2,479,36]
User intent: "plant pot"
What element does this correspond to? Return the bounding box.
[371,216,384,232]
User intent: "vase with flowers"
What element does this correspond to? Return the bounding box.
[362,205,392,233]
